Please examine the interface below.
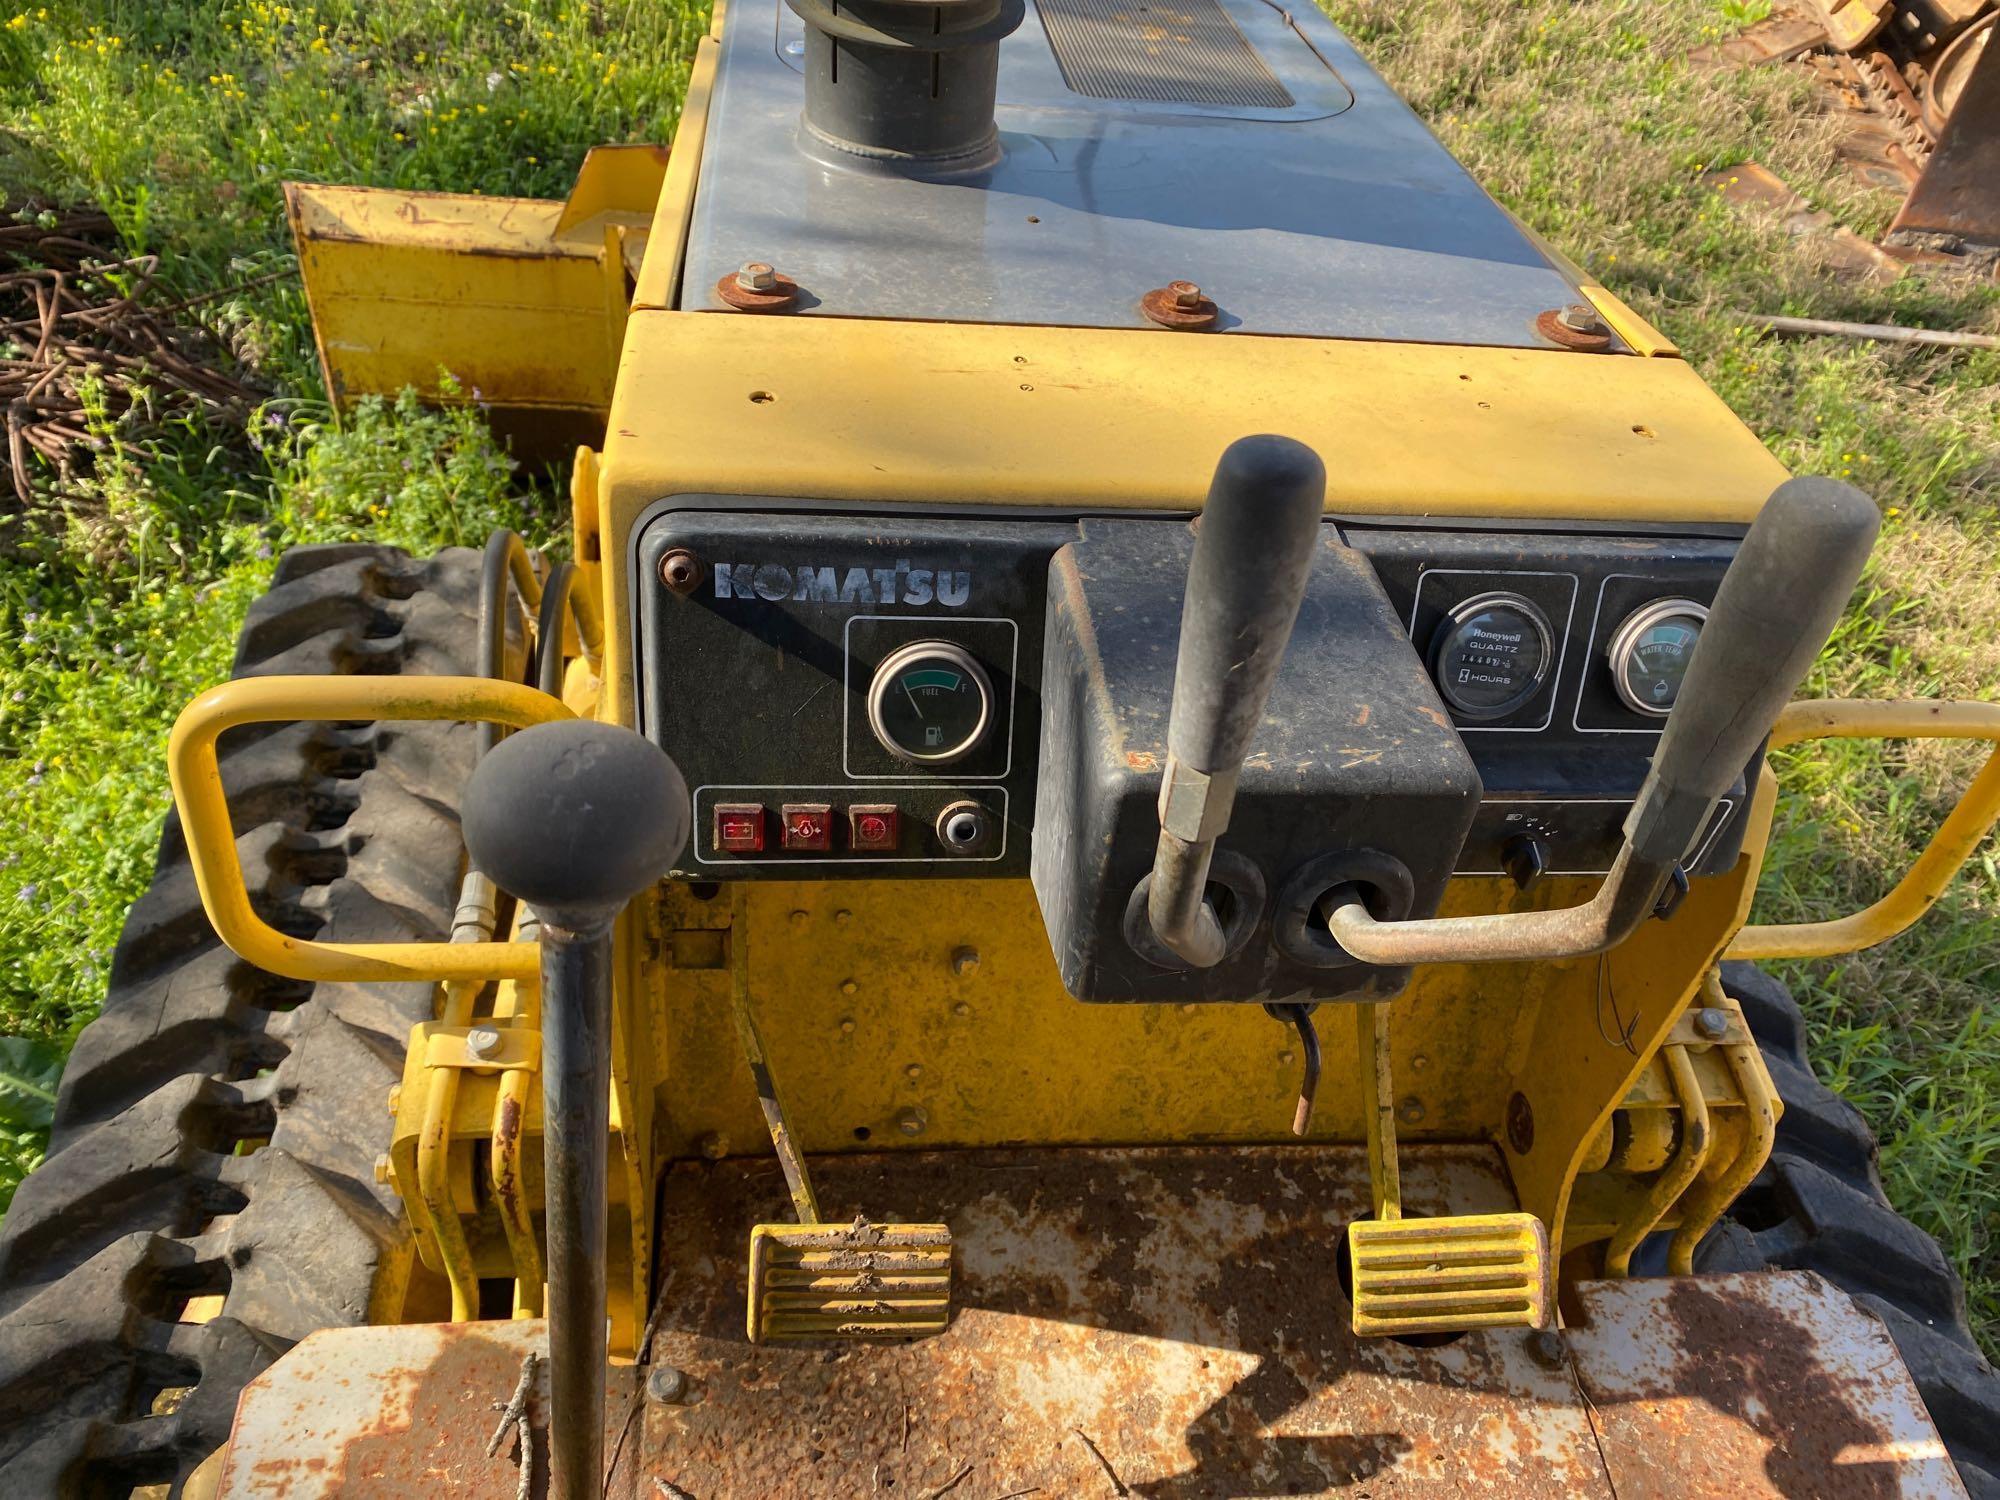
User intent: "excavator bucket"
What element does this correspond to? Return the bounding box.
[747,1218,954,1343]
[285,143,667,463]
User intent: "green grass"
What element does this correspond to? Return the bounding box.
[0,0,1995,1357]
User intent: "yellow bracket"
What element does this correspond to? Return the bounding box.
[1729,700,2000,961]
[167,674,572,984]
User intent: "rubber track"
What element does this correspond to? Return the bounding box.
[0,544,494,1496]
[1698,960,2000,1498]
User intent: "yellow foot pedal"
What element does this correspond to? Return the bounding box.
[747,1216,953,1344]
[1348,1213,1551,1338]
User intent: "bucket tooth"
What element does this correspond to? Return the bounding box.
[748,1217,953,1343]
[1348,1212,1550,1337]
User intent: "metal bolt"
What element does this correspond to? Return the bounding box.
[1526,1328,1567,1369]
[950,946,980,977]
[646,1364,691,1405]
[952,1001,971,1018]
[1170,280,1204,309]
[1279,1049,1295,1066]
[789,909,810,926]
[1397,1096,1426,1126]
[835,909,853,926]
[465,1025,503,1060]
[373,1154,393,1185]
[841,979,859,996]
[896,1106,928,1137]
[658,547,704,595]
[1411,1053,1429,1073]
[736,261,778,292]
[1696,1006,1730,1041]
[1557,302,1605,335]
[904,1063,924,1081]
[839,1017,857,1035]
[697,1131,729,1161]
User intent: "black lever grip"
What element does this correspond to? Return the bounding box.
[1165,435,1328,778]
[1625,475,1879,868]
[1148,434,1326,965]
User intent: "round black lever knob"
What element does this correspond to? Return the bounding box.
[462,720,690,926]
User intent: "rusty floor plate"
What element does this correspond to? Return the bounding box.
[216,1319,636,1497]
[643,1144,1606,1497]
[209,1149,1962,1498]
[1567,1271,1966,1500]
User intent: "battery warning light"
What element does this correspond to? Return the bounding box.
[714,804,766,854]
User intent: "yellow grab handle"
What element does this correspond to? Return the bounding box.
[1728,700,2000,961]
[168,675,574,983]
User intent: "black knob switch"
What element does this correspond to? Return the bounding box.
[1501,834,1549,892]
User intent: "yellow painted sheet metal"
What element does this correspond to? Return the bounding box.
[652,876,1561,1159]
[599,313,1779,519]
[1729,699,2000,959]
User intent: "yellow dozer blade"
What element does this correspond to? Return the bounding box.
[286,143,666,463]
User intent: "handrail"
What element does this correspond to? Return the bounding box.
[1727,700,2000,961]
[167,674,574,983]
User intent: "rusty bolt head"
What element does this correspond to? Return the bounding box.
[646,1364,691,1405]
[1507,1090,1536,1154]
[896,1106,928,1137]
[1696,1006,1730,1041]
[697,1131,729,1161]
[1141,280,1220,331]
[950,946,980,977]
[1557,302,1606,335]
[1536,304,1614,352]
[717,264,800,313]
[465,1025,503,1060]
[659,547,704,595]
[1526,1328,1567,1369]
[1397,1096,1426,1126]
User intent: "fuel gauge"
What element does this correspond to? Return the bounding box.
[1609,598,1708,717]
[867,640,995,765]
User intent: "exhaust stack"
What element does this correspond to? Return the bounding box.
[788,0,1025,171]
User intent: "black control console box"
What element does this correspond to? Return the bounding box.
[1032,519,1481,1005]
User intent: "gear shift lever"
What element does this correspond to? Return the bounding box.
[1147,435,1326,966]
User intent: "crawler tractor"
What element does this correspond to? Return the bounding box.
[4,0,1999,1495]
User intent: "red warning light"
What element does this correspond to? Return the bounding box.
[849,805,901,853]
[781,803,835,852]
[714,804,766,854]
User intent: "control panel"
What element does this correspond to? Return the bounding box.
[635,506,1749,886]
[1348,527,1749,880]
[637,512,1071,879]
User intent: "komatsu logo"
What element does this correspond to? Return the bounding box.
[712,561,972,608]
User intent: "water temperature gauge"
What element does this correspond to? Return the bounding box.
[1609,598,1708,717]
[867,640,995,765]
